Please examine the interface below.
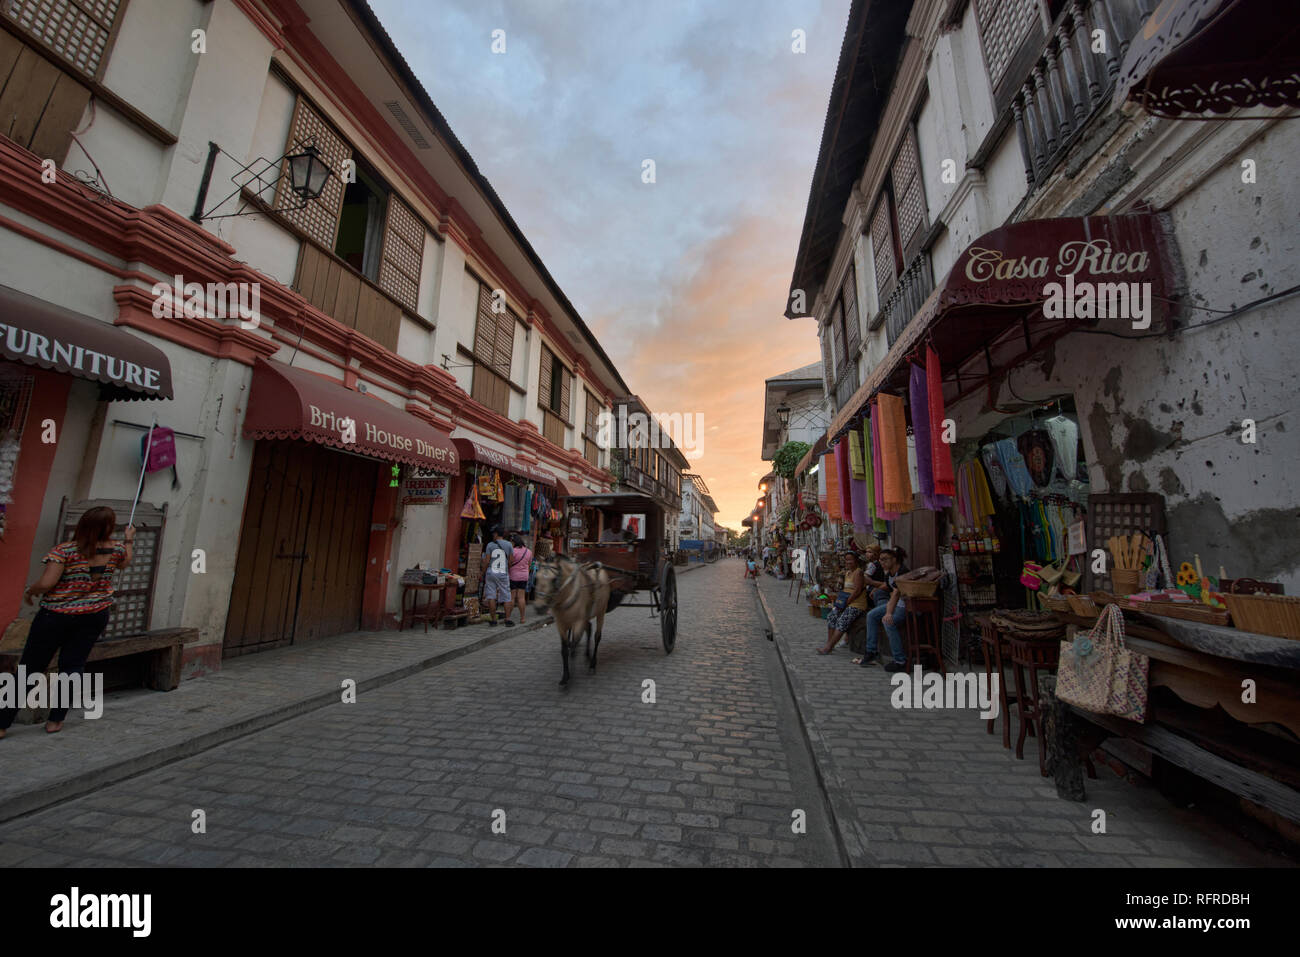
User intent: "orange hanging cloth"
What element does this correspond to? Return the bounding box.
[824,446,843,520]
[877,392,913,514]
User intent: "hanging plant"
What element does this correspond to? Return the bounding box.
[773,440,811,479]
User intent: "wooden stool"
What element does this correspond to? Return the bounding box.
[978,617,1018,749]
[904,596,945,675]
[400,583,448,632]
[1007,632,1063,776]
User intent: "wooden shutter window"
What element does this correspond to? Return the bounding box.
[820,328,834,391]
[560,368,572,424]
[275,97,351,251]
[494,309,515,378]
[5,0,124,80]
[870,197,896,297]
[377,196,424,313]
[842,262,860,355]
[892,129,925,252]
[585,390,600,438]
[474,283,496,359]
[538,346,553,410]
[830,299,846,377]
[976,0,1039,88]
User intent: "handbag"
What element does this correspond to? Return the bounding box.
[832,591,850,612]
[460,482,485,520]
[1020,561,1043,590]
[1056,604,1149,723]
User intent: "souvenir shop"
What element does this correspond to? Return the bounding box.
[450,439,563,602]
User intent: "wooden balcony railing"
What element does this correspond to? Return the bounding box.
[880,252,935,349]
[1011,0,1147,189]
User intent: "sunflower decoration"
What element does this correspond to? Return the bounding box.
[1176,562,1197,586]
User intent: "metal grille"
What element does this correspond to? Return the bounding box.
[871,198,895,296]
[58,497,165,639]
[274,97,351,251]
[976,0,1039,87]
[5,0,122,78]
[1085,493,1168,594]
[377,196,423,312]
[892,129,925,249]
[0,365,34,435]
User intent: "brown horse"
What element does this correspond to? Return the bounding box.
[533,555,611,688]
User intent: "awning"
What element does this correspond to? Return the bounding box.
[826,213,1172,440]
[244,358,458,473]
[451,438,558,486]
[1114,0,1300,117]
[0,283,173,400]
[556,477,592,498]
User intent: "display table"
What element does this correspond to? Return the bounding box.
[1044,609,1300,826]
[399,583,449,633]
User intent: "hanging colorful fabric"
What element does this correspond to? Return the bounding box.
[877,392,912,514]
[926,346,956,498]
[824,447,842,521]
[862,418,886,533]
[834,440,853,522]
[848,430,866,480]
[461,479,485,520]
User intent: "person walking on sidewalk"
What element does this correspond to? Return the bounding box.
[483,526,513,626]
[854,547,909,670]
[503,533,532,626]
[1,507,134,738]
[817,551,868,654]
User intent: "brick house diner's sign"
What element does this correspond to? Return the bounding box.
[242,359,457,473]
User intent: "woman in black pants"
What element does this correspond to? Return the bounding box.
[0,506,134,738]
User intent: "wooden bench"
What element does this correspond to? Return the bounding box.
[0,627,189,692]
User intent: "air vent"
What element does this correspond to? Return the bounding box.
[384,100,431,149]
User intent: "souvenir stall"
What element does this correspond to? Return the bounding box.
[949,396,1091,658]
[447,441,562,625]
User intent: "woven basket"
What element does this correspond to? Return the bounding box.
[1039,593,1072,614]
[1221,593,1300,639]
[1111,568,1142,596]
[1067,594,1099,618]
[897,579,939,598]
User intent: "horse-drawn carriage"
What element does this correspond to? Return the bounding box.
[535,490,680,688]
[565,490,678,654]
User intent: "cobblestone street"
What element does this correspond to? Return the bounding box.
[0,561,1287,868]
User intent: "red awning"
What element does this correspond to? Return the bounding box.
[0,283,173,400]
[1114,0,1300,118]
[243,359,458,473]
[451,438,558,486]
[556,477,592,498]
[827,213,1172,439]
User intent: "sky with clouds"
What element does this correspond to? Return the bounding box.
[369,0,847,527]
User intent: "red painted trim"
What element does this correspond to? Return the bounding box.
[0,368,70,625]
[232,0,287,50]
[112,286,281,366]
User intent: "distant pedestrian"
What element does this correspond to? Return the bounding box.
[1,507,134,738]
[503,533,533,626]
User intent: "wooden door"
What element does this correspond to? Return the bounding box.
[225,442,378,657]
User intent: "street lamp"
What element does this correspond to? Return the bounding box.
[286,145,332,201]
[776,403,791,433]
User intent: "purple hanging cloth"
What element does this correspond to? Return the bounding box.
[850,477,869,533]
[910,362,952,511]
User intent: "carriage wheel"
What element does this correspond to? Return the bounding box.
[659,564,677,653]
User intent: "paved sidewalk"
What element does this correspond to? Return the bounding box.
[753,574,1291,867]
[0,613,551,824]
